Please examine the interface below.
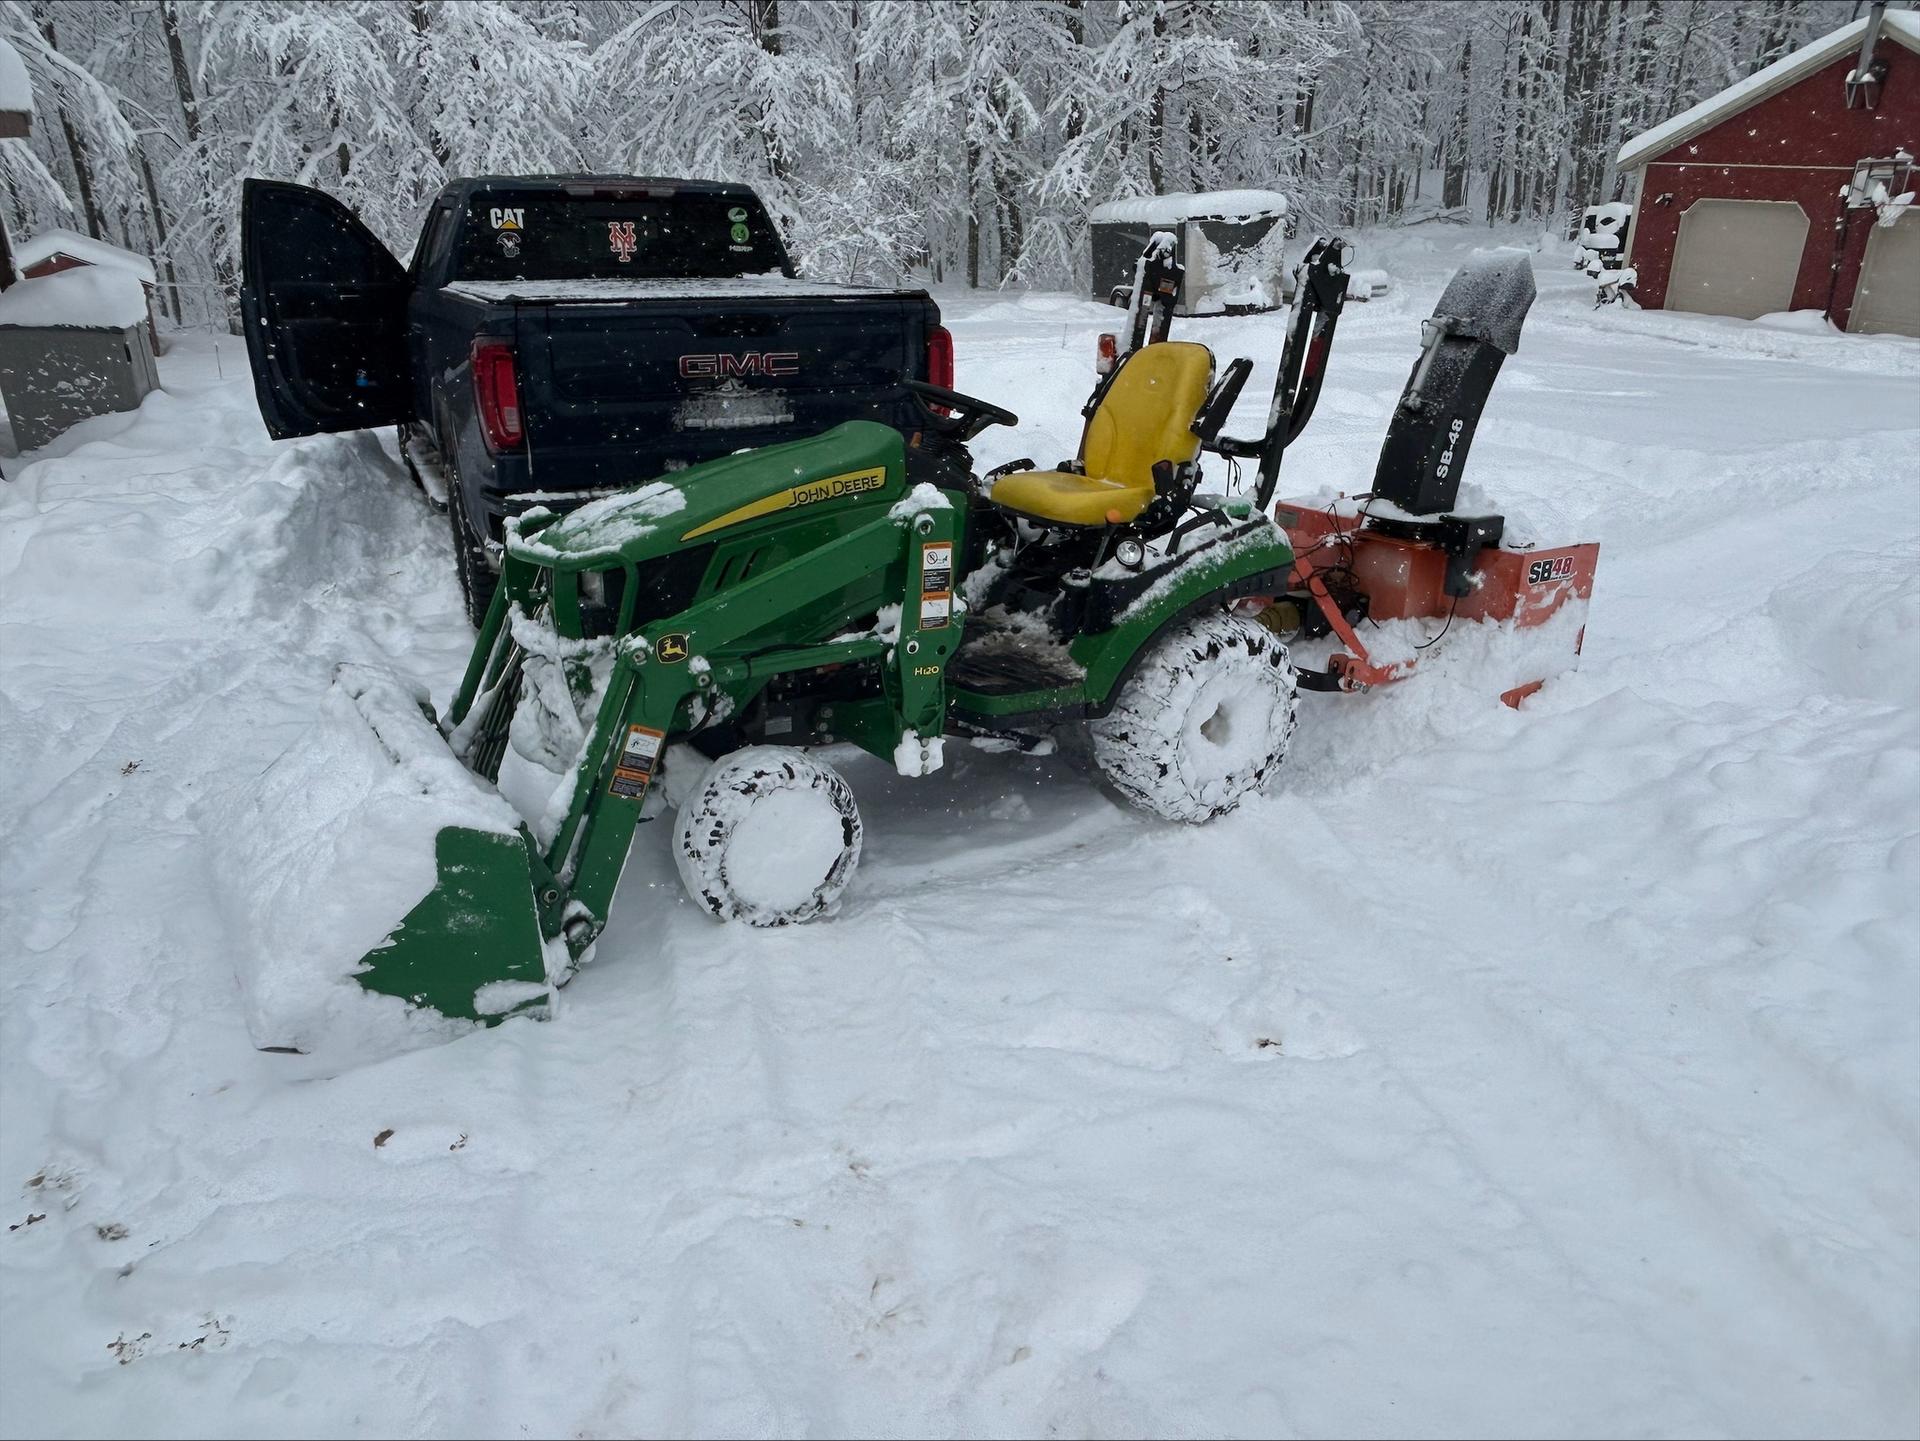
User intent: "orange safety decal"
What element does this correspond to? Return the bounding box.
[608,724,666,799]
[918,541,953,630]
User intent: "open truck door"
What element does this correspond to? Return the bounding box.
[241,178,410,439]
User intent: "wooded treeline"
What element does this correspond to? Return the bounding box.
[0,0,1860,327]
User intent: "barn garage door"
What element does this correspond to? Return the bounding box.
[1848,214,1920,338]
[1667,199,1808,320]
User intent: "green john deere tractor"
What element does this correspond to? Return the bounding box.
[230,240,1359,1043]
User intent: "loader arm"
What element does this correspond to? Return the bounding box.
[358,486,965,1022]
[540,494,962,956]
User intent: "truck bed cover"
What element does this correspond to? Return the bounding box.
[444,276,923,304]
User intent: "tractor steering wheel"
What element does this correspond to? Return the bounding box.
[905,380,1019,442]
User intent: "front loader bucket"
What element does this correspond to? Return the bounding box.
[207,664,555,1052]
[356,825,551,1025]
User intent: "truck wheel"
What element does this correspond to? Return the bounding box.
[673,746,863,926]
[449,487,497,629]
[1089,612,1298,823]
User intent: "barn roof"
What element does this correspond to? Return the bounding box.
[1618,8,1920,170]
[14,228,157,286]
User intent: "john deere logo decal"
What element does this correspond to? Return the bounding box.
[655,633,689,664]
[681,467,890,540]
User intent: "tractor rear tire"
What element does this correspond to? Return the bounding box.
[450,486,497,630]
[1090,612,1298,823]
[673,747,863,926]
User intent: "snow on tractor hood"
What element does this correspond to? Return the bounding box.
[509,419,908,568]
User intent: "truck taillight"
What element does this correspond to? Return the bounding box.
[926,325,954,391]
[1096,332,1117,376]
[471,339,524,454]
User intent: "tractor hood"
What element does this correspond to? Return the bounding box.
[509,419,907,570]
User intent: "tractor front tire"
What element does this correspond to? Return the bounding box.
[1090,612,1298,823]
[449,486,497,629]
[673,747,863,926]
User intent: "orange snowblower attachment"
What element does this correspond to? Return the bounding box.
[1206,240,1599,703]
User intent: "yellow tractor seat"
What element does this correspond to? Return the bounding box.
[989,341,1214,527]
[988,468,1154,527]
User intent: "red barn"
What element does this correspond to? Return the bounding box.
[1617,5,1920,336]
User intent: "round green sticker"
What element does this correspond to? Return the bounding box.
[727,206,748,222]
[730,222,751,243]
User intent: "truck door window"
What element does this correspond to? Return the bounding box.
[454,193,788,282]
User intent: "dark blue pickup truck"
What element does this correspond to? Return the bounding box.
[240,176,952,622]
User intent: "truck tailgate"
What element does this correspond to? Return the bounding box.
[506,292,935,489]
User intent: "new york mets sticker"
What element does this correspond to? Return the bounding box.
[608,219,637,262]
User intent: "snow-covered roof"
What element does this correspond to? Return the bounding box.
[0,267,149,329]
[0,36,31,115]
[1090,189,1288,225]
[14,228,158,286]
[1618,9,1920,169]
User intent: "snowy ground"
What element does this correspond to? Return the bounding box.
[3,232,1917,1438]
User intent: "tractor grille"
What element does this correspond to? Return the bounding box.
[576,544,716,638]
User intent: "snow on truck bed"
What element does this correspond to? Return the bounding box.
[2,237,1918,1438]
[444,274,921,303]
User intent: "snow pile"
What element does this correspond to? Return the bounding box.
[13,229,158,286]
[202,664,522,1053]
[1344,266,1391,300]
[1752,309,1841,335]
[1090,189,1288,225]
[0,266,148,329]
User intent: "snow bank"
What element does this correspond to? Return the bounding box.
[0,266,148,329]
[13,229,158,286]
[1090,189,1288,225]
[1751,309,1841,335]
[202,664,523,1053]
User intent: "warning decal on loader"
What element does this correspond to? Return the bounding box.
[609,724,666,799]
[918,542,953,630]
